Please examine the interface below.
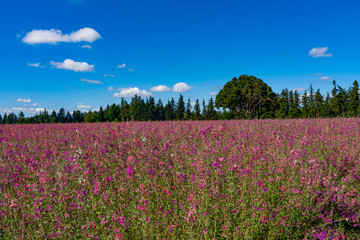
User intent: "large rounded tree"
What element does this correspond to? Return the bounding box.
[215,75,276,119]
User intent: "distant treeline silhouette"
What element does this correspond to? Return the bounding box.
[1,79,359,124]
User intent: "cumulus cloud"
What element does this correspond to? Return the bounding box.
[77,103,91,109]
[309,47,333,58]
[32,103,38,106]
[27,62,43,68]
[128,68,135,72]
[209,92,217,96]
[17,98,31,103]
[319,76,332,81]
[22,27,101,45]
[117,63,126,69]
[113,87,152,98]
[172,82,193,93]
[80,78,103,84]
[150,85,170,92]
[108,86,116,91]
[81,44,92,49]
[104,74,115,77]
[50,59,94,72]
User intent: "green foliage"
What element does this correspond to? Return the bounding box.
[215,75,276,119]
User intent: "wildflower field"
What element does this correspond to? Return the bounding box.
[1,119,360,239]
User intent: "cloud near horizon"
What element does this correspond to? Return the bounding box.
[309,47,333,58]
[17,98,31,103]
[50,59,94,72]
[113,87,152,98]
[117,64,126,69]
[319,76,332,81]
[172,82,193,93]
[150,85,171,92]
[22,27,101,45]
[77,103,91,109]
[80,78,103,84]
[27,62,43,68]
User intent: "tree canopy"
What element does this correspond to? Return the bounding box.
[215,75,276,119]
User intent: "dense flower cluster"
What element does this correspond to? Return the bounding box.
[0,119,360,238]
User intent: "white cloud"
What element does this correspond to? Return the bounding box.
[22,27,101,45]
[290,88,306,92]
[319,76,332,81]
[28,62,43,68]
[12,107,44,113]
[80,78,103,84]
[129,68,135,72]
[77,103,91,109]
[35,108,45,112]
[150,85,170,92]
[50,59,94,72]
[117,63,126,69]
[209,92,217,96]
[309,47,333,58]
[32,103,38,106]
[104,74,115,77]
[313,73,323,76]
[172,82,193,93]
[81,44,92,49]
[17,98,31,103]
[108,86,116,91]
[113,87,152,98]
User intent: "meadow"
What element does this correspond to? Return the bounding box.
[0,119,360,239]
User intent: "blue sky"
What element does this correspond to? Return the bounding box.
[1,0,360,115]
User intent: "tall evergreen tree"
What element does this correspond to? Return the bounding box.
[322,93,332,118]
[308,84,316,118]
[175,95,185,120]
[57,108,66,123]
[330,80,340,117]
[185,98,192,120]
[98,106,105,122]
[206,97,217,120]
[277,89,289,118]
[202,99,207,119]
[193,99,201,120]
[348,80,359,117]
[314,89,324,118]
[302,90,309,118]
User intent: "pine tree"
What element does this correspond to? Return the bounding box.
[330,80,340,117]
[206,97,217,120]
[175,95,185,120]
[98,106,105,122]
[277,89,289,118]
[314,89,324,118]
[348,80,359,117]
[202,99,207,119]
[322,93,332,118]
[194,99,201,120]
[302,90,309,118]
[308,84,316,118]
[185,98,192,120]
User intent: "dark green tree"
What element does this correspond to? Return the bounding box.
[185,98,192,120]
[348,80,359,117]
[175,95,185,120]
[206,97,217,120]
[193,99,201,120]
[302,90,309,118]
[98,106,105,122]
[215,75,276,119]
[277,89,289,118]
[314,89,324,118]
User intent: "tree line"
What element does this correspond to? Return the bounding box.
[0,75,359,124]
